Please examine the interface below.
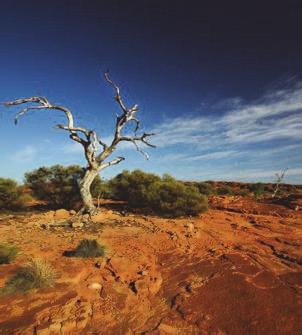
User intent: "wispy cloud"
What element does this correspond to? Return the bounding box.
[152,80,302,148]
[202,167,302,181]
[148,79,302,183]
[189,150,239,161]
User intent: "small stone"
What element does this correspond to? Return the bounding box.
[185,222,195,232]
[71,221,84,228]
[138,270,148,276]
[95,259,106,269]
[88,282,102,290]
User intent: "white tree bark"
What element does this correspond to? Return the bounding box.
[4,72,155,214]
[272,168,288,199]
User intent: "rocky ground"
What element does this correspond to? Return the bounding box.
[0,196,301,335]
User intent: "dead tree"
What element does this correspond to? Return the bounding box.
[4,72,155,214]
[272,168,288,198]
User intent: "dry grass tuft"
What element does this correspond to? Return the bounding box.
[1,258,56,294]
[63,239,106,258]
[0,243,19,264]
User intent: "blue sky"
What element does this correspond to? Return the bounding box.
[0,1,302,184]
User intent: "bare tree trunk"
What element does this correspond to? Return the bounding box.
[272,184,279,198]
[79,168,99,214]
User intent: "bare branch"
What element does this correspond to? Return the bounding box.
[97,136,108,151]
[99,156,125,170]
[132,140,150,160]
[272,168,288,198]
[99,72,155,163]
[120,132,156,147]
[104,72,128,114]
[4,96,74,128]
[90,131,99,157]
[56,124,90,137]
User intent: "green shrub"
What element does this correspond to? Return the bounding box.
[1,258,56,294]
[91,179,113,199]
[63,239,106,258]
[0,178,30,210]
[250,183,265,199]
[24,165,102,209]
[0,243,19,264]
[217,185,234,196]
[110,170,208,217]
[151,180,208,217]
[196,182,215,196]
[234,190,249,197]
[109,169,161,205]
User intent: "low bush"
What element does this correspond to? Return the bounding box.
[217,185,234,196]
[109,169,161,205]
[110,170,208,217]
[233,190,249,197]
[1,258,56,294]
[0,243,19,264]
[24,165,103,209]
[0,178,31,210]
[196,182,215,196]
[92,179,114,199]
[63,239,106,258]
[250,183,265,199]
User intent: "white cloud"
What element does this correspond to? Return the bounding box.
[11,145,37,162]
[189,150,238,161]
[152,80,302,148]
[147,80,302,183]
[210,167,302,181]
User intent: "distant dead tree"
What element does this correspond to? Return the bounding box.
[272,168,288,198]
[4,72,155,214]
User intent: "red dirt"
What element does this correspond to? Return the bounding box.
[0,197,301,334]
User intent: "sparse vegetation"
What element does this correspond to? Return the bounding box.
[217,185,234,196]
[250,183,265,199]
[1,258,56,294]
[0,243,19,264]
[233,189,249,197]
[272,168,288,199]
[110,170,208,217]
[63,239,106,258]
[24,165,103,209]
[196,182,215,196]
[0,178,31,210]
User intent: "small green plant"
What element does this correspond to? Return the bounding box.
[217,185,234,196]
[1,258,56,294]
[63,239,106,258]
[0,243,19,264]
[196,182,215,196]
[234,190,249,197]
[250,183,265,199]
[0,178,31,210]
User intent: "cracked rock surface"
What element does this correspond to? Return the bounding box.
[0,197,301,334]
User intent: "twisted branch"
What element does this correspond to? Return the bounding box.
[4,72,155,168]
[102,71,155,159]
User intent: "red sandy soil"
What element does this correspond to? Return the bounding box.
[0,196,301,335]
